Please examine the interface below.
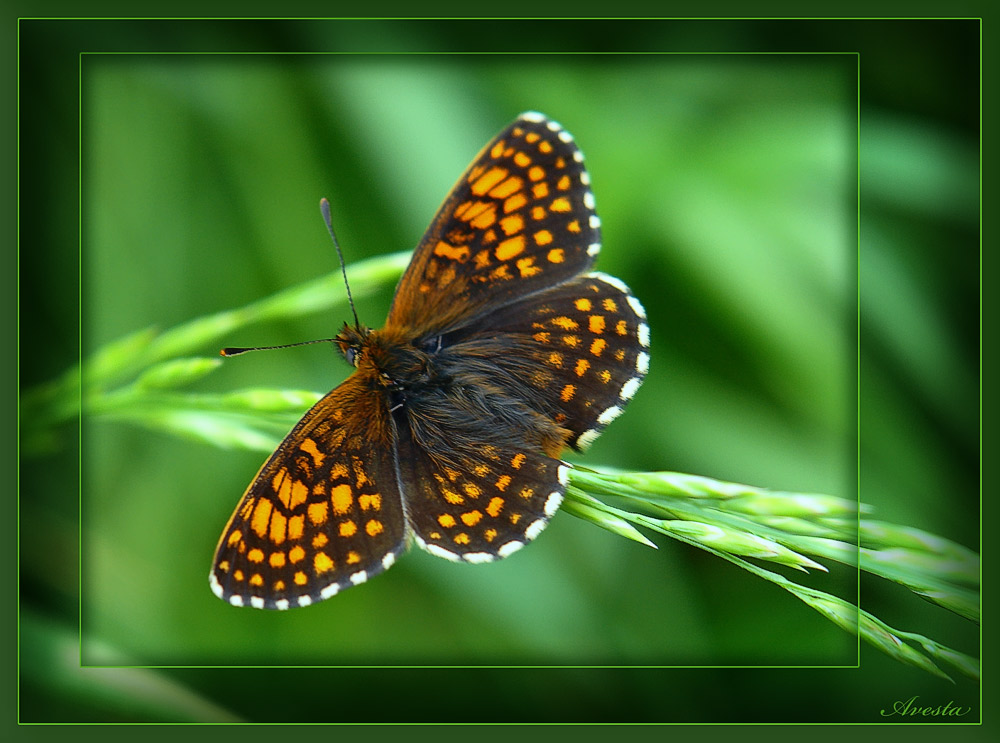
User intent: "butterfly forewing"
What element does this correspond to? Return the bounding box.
[211,377,406,609]
[386,112,601,334]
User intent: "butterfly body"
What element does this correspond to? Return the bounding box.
[212,113,649,609]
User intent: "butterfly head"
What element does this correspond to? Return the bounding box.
[334,322,370,368]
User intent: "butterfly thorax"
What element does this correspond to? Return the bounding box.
[337,322,445,394]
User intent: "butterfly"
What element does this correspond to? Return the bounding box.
[210,112,649,609]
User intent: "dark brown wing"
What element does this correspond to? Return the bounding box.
[210,374,406,610]
[443,272,650,452]
[385,112,601,336]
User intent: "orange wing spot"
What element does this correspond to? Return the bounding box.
[495,234,526,261]
[599,369,612,384]
[444,467,460,481]
[550,196,571,212]
[469,207,497,230]
[314,552,335,574]
[504,192,528,213]
[482,445,500,460]
[488,264,512,281]
[359,493,382,511]
[273,469,308,510]
[300,438,326,466]
[471,166,508,196]
[289,545,305,563]
[346,551,361,565]
[490,140,505,158]
[294,571,308,586]
[442,487,465,505]
[330,462,349,479]
[490,263,514,281]
[239,498,254,519]
[589,315,606,334]
[533,229,553,246]
[519,486,535,500]
[434,241,470,262]
[269,510,287,545]
[526,131,540,143]
[218,560,230,573]
[528,165,545,182]
[473,249,491,269]
[307,501,329,525]
[467,164,486,182]
[269,552,286,568]
[604,298,620,312]
[555,156,566,168]
[496,475,512,491]
[504,145,516,157]
[562,335,581,347]
[511,452,526,469]
[339,520,357,537]
[615,319,628,335]
[575,358,591,377]
[463,482,482,498]
[227,529,243,547]
[454,200,473,217]
[499,214,524,236]
[567,219,581,233]
[330,484,353,515]
[532,182,549,199]
[288,515,304,541]
[575,298,593,311]
[486,496,504,517]
[510,513,522,524]
[590,338,608,356]
[437,265,457,287]
[273,579,285,591]
[552,316,579,330]
[485,528,498,542]
[248,548,264,563]
[516,257,541,278]
[251,498,272,538]
[557,175,571,191]
[547,248,565,263]
[490,176,524,199]
[538,140,553,153]
[461,510,483,526]
[313,533,328,548]
[561,384,576,402]
[547,351,564,368]
[482,229,497,246]
[233,569,245,582]
[366,519,384,536]
[429,531,442,540]
[454,533,471,546]
[533,331,552,343]
[614,349,626,361]
[514,151,531,167]
[473,464,490,477]
[438,513,457,528]
[250,573,264,587]
[531,205,547,221]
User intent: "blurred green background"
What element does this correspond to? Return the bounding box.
[18,18,979,724]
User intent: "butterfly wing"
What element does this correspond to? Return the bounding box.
[386,112,602,335]
[393,390,570,562]
[210,374,407,609]
[461,272,651,452]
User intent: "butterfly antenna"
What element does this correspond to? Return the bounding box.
[221,337,339,357]
[320,197,361,330]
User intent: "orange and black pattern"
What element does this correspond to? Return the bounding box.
[211,112,649,609]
